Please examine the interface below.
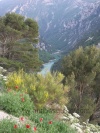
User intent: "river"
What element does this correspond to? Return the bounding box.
[39,51,62,75]
[39,59,56,75]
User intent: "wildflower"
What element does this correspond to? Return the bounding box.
[48,121,52,124]
[20,116,24,121]
[14,124,18,129]
[21,98,25,102]
[33,127,37,131]
[26,124,30,128]
[15,86,18,89]
[40,118,43,122]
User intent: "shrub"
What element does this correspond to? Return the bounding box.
[0,91,34,117]
[5,70,24,90]
[6,70,69,109]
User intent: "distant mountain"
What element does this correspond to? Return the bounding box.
[0,0,100,52]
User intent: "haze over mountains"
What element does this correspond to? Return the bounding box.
[0,0,100,52]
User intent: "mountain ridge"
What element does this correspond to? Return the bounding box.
[0,0,100,52]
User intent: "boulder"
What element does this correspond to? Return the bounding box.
[73,112,80,118]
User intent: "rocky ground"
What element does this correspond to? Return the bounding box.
[60,106,100,133]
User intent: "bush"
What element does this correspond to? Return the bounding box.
[0,91,34,117]
[6,70,69,109]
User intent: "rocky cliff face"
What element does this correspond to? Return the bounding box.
[0,0,100,52]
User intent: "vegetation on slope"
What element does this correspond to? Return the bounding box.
[39,50,54,63]
[52,46,100,123]
[0,68,76,133]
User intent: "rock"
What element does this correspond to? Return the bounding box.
[71,124,83,133]
[86,119,89,124]
[67,114,75,123]
[45,103,63,113]
[74,123,83,128]
[3,76,7,81]
[73,112,80,118]
[83,122,87,125]
[63,105,69,113]
[61,116,70,121]
[46,104,100,132]
[0,67,3,70]
[0,74,3,77]
[87,124,99,132]
[75,126,83,133]
[68,114,74,119]
[2,69,7,73]
[84,128,91,132]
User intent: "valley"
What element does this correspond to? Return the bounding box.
[0,0,100,130]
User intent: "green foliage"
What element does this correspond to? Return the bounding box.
[59,46,100,121]
[0,115,76,133]
[24,18,38,42]
[0,88,75,133]
[37,121,76,133]
[1,13,39,43]
[39,50,54,63]
[0,13,41,72]
[61,46,100,78]
[7,42,42,72]
[0,57,24,71]
[29,112,76,133]
[4,13,25,30]
[51,59,62,72]
[0,91,34,117]
[6,70,69,109]
[0,119,34,133]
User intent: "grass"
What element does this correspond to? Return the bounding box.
[0,119,35,133]
[0,90,76,133]
[0,91,34,117]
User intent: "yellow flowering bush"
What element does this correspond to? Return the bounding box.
[6,70,24,91]
[6,70,69,109]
